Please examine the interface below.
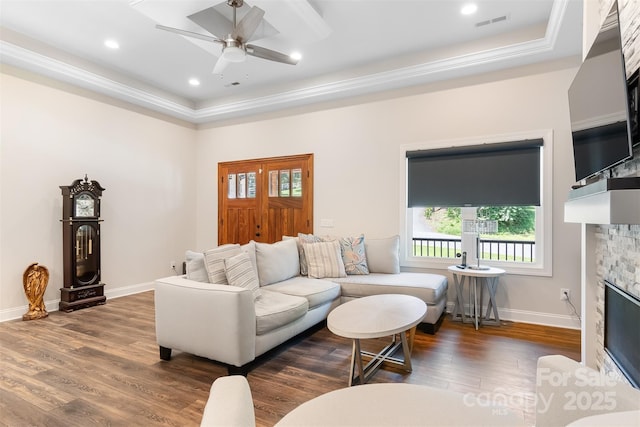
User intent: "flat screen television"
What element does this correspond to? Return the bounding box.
[567,2,634,183]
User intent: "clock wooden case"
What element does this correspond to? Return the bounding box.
[59,176,106,312]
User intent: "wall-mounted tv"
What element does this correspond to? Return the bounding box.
[567,1,634,184]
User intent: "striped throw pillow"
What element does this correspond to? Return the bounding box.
[303,240,347,279]
[224,252,261,300]
[203,244,241,284]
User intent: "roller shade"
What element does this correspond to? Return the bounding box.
[407,139,543,207]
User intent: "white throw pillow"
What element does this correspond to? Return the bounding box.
[185,250,209,283]
[203,244,241,284]
[303,240,347,279]
[224,252,261,300]
[364,235,400,274]
[241,240,258,275]
[255,239,300,286]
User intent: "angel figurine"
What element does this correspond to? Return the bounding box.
[22,263,49,320]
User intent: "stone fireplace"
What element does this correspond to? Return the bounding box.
[566,0,640,382]
[594,147,640,383]
[564,146,639,377]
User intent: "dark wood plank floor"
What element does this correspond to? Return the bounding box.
[0,291,580,426]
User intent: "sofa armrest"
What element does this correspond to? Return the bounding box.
[154,275,257,367]
[201,375,255,427]
[536,355,640,426]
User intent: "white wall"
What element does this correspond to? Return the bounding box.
[1,60,585,328]
[196,64,583,328]
[0,71,197,320]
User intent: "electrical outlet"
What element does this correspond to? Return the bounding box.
[170,260,176,270]
[561,288,570,301]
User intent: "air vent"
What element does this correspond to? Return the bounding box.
[476,15,508,27]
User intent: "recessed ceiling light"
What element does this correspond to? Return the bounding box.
[104,39,120,49]
[461,3,478,15]
[188,78,200,87]
[290,51,302,61]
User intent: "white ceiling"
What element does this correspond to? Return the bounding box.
[0,0,583,124]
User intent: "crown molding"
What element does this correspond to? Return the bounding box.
[0,41,196,122]
[1,0,571,125]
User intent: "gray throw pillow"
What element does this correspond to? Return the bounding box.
[185,250,209,283]
[296,233,323,275]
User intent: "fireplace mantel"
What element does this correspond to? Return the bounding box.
[564,178,640,225]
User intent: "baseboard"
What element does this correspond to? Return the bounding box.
[105,281,155,299]
[2,290,580,331]
[445,302,581,330]
[499,307,581,330]
[0,281,155,323]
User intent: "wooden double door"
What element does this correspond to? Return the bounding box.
[218,154,314,245]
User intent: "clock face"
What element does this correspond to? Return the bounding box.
[75,193,96,217]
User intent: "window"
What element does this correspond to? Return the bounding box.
[400,131,552,276]
[412,206,537,262]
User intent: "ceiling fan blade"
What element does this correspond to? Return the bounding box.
[213,57,230,75]
[246,44,298,65]
[232,6,265,42]
[187,6,232,39]
[156,24,223,44]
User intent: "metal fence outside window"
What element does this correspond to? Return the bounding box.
[412,237,535,262]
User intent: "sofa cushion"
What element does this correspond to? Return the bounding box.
[264,277,341,309]
[185,250,209,283]
[333,272,447,305]
[254,289,309,335]
[204,244,242,284]
[256,239,300,286]
[304,240,347,279]
[364,235,400,274]
[339,235,369,275]
[224,252,261,300]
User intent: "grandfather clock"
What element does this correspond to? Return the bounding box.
[59,175,106,312]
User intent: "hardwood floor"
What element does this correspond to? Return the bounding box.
[0,291,580,426]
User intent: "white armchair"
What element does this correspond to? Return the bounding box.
[536,355,640,426]
[201,376,255,427]
[198,355,640,427]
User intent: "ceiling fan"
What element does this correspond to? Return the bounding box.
[156,0,298,74]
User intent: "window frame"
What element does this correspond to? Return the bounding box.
[399,130,553,277]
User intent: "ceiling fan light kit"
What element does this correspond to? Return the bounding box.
[222,43,245,62]
[156,0,298,74]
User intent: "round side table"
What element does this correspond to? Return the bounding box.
[448,265,505,330]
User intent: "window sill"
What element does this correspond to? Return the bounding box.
[402,256,551,277]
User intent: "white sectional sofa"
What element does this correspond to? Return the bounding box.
[155,234,448,374]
